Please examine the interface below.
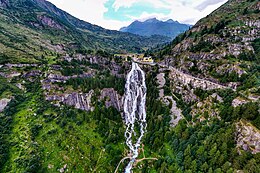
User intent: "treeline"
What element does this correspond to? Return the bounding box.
[66,74,125,95]
[165,119,260,173]
[58,59,100,76]
[145,71,171,149]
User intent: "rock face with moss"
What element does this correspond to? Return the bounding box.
[236,121,260,154]
[0,98,11,112]
[100,88,123,112]
[46,91,94,111]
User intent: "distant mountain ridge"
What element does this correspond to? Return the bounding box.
[120,18,191,39]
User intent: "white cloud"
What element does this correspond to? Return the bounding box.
[196,0,227,11]
[47,0,228,30]
[112,0,168,11]
[131,0,227,25]
[47,0,130,30]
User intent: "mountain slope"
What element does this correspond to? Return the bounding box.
[147,0,260,172]
[158,0,259,83]
[0,0,171,64]
[120,18,191,39]
[0,0,260,173]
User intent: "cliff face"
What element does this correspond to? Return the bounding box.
[236,121,260,154]
[156,72,183,126]
[0,98,11,112]
[46,91,94,111]
[100,88,123,112]
[40,55,125,112]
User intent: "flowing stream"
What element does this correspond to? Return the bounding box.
[123,62,147,173]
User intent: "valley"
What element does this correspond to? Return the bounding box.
[0,0,260,173]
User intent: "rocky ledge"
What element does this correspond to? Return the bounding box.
[156,72,183,127]
[0,98,11,112]
[169,66,229,91]
[191,93,223,123]
[99,88,123,112]
[46,91,94,111]
[236,120,260,154]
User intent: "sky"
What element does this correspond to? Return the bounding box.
[47,0,228,30]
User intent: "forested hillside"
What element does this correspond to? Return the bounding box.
[147,0,260,172]
[0,0,259,172]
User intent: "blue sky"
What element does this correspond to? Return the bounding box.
[104,0,171,21]
[48,0,228,30]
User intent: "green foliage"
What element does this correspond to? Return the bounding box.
[1,0,260,172]
[0,94,26,171]
[252,38,260,58]
[194,88,209,100]
[238,51,257,61]
[163,71,172,95]
[211,20,231,34]
[61,67,83,76]
[66,73,125,95]
[156,32,187,58]
[190,40,215,53]
[0,54,11,64]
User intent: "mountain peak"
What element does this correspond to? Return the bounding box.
[144,18,159,23]
[120,18,190,39]
[166,19,177,23]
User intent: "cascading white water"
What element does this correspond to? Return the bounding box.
[123,62,147,173]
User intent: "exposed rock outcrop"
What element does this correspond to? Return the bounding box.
[0,71,21,78]
[168,66,232,102]
[236,121,260,154]
[216,64,247,77]
[100,88,123,111]
[43,73,93,83]
[245,20,260,28]
[156,73,166,98]
[232,87,260,107]
[232,97,250,107]
[191,93,223,122]
[15,83,25,90]
[0,0,9,7]
[0,98,11,112]
[169,67,229,91]
[46,91,94,111]
[38,15,64,30]
[63,55,127,77]
[162,96,183,127]
[156,72,183,126]
[5,64,38,68]
[22,70,42,78]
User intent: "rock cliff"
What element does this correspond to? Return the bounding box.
[100,88,123,112]
[46,91,94,111]
[0,98,11,112]
[236,120,260,154]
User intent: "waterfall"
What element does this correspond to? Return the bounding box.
[123,62,147,173]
